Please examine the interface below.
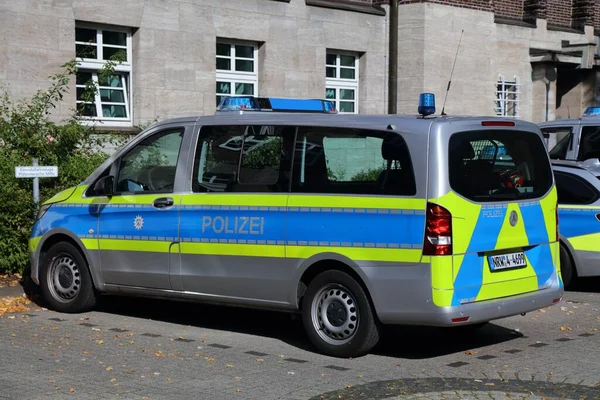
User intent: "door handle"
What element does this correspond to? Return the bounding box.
[153,197,174,209]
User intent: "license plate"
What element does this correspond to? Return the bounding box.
[488,251,526,271]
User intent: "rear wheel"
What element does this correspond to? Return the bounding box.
[40,242,97,313]
[560,243,577,289]
[301,270,380,358]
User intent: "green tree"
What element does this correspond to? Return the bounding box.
[0,59,126,274]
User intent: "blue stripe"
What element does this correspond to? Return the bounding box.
[520,203,554,287]
[451,206,507,306]
[35,204,426,249]
[558,208,600,238]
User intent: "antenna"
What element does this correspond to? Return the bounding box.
[441,29,464,116]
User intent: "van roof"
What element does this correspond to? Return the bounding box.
[551,159,600,176]
[539,116,600,127]
[149,113,540,133]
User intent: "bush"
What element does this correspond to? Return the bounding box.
[0,60,125,274]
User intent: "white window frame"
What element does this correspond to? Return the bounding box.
[75,23,133,127]
[495,74,520,118]
[325,51,359,114]
[216,39,259,107]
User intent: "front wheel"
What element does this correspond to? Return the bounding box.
[301,270,380,358]
[40,242,97,313]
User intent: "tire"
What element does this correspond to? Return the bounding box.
[39,242,97,313]
[301,270,380,358]
[560,243,577,290]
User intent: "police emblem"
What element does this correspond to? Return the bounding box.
[133,215,144,230]
[509,210,518,227]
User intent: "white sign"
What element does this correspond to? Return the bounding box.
[15,166,58,178]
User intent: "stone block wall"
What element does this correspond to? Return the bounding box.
[397,2,594,123]
[0,0,387,128]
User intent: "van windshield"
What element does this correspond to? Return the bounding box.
[448,130,553,202]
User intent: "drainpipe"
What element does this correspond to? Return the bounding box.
[388,0,398,114]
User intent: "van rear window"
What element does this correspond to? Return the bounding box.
[448,130,553,202]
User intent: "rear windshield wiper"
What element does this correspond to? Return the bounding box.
[474,191,522,200]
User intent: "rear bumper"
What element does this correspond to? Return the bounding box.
[368,264,564,326]
[418,281,563,327]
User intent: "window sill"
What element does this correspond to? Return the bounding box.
[547,24,585,34]
[305,0,386,16]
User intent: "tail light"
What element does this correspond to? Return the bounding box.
[423,202,452,255]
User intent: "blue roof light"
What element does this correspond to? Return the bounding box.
[583,106,600,116]
[418,93,435,117]
[216,96,337,113]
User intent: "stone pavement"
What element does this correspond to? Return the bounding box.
[1,280,600,400]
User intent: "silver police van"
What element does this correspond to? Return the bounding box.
[540,109,600,162]
[29,95,563,358]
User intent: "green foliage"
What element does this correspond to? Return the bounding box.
[350,166,385,182]
[0,60,125,274]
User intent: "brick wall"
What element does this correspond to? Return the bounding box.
[523,0,547,23]
[547,0,573,27]
[493,0,524,20]
[595,0,600,31]
[572,0,595,30]
[398,0,493,12]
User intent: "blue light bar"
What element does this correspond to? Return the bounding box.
[583,106,600,116]
[216,96,337,113]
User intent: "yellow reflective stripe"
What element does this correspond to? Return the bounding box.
[98,239,172,252]
[430,256,453,290]
[541,188,558,242]
[476,276,539,301]
[432,288,453,307]
[81,238,99,251]
[29,237,41,252]
[288,195,426,210]
[180,243,285,258]
[182,194,287,207]
[494,203,528,251]
[60,185,95,204]
[287,246,422,263]
[104,194,182,205]
[567,232,600,252]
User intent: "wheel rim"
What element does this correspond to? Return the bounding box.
[311,283,359,345]
[47,254,81,303]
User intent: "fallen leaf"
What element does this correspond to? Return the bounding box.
[0,296,32,316]
[256,358,264,362]
[204,357,215,362]
[105,366,113,371]
[110,378,116,383]
[96,340,104,345]
[69,388,75,393]
[236,389,243,393]
[559,326,572,331]
[464,350,477,355]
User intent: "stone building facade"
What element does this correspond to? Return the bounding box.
[1,0,600,132]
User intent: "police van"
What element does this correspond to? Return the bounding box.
[29,95,563,358]
[540,107,600,162]
[552,159,600,288]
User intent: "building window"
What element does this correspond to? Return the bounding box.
[216,40,258,107]
[325,52,359,114]
[495,74,520,118]
[75,24,132,126]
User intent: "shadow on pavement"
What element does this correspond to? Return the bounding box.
[91,294,521,360]
[567,277,600,293]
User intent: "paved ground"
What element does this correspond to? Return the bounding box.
[1,279,600,400]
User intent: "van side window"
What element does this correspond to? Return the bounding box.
[578,126,600,161]
[545,127,573,160]
[554,171,599,205]
[192,125,295,193]
[292,127,416,196]
[115,128,184,194]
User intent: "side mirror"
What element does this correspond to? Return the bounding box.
[93,175,115,196]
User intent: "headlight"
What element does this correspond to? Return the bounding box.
[36,204,52,221]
